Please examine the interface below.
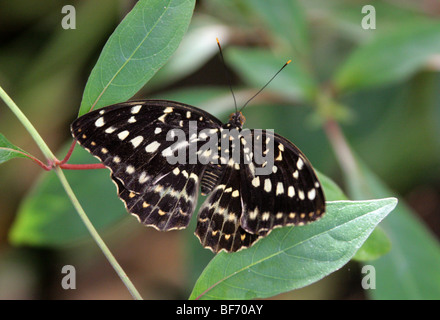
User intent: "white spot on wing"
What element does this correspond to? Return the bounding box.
[130,136,143,148]
[139,171,149,184]
[297,158,304,170]
[276,182,284,195]
[128,116,136,123]
[95,117,105,127]
[308,189,316,200]
[264,179,272,192]
[145,141,160,153]
[118,130,129,140]
[162,147,172,157]
[252,177,260,187]
[293,170,299,179]
[288,186,295,197]
[158,114,167,123]
[105,126,117,134]
[131,105,142,114]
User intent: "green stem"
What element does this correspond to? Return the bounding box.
[54,167,143,300]
[0,85,143,300]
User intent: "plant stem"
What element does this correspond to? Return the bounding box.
[323,118,369,199]
[54,167,143,300]
[60,163,107,170]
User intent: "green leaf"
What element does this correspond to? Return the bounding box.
[334,22,440,92]
[9,144,126,247]
[79,0,196,115]
[243,0,309,56]
[189,198,397,300]
[354,161,440,299]
[148,16,228,90]
[226,47,317,102]
[0,133,29,165]
[352,226,391,262]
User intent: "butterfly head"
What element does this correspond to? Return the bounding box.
[228,112,246,129]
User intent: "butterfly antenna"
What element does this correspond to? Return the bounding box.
[239,59,291,113]
[216,38,238,113]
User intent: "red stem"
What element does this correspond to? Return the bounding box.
[58,139,77,165]
[56,139,106,170]
[59,163,106,170]
[5,140,107,171]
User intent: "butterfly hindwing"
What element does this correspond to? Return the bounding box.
[195,158,261,253]
[239,130,325,235]
[195,129,325,252]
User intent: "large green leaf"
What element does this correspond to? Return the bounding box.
[189,197,397,300]
[79,0,196,115]
[334,22,440,92]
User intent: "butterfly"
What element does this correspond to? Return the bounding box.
[71,99,325,253]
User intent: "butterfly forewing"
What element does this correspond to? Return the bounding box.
[71,100,223,231]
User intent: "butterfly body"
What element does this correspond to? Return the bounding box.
[71,100,325,253]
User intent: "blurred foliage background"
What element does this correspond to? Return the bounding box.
[0,0,439,299]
